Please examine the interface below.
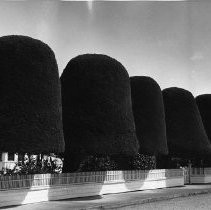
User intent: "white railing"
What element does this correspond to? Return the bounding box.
[190,167,211,184]
[204,168,211,174]
[0,169,184,207]
[191,167,211,176]
[0,169,183,190]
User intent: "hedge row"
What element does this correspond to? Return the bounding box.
[1,35,211,172]
[163,88,211,158]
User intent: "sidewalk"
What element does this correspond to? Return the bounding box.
[5,184,211,210]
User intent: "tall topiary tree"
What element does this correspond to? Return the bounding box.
[0,35,65,154]
[195,94,211,166]
[196,94,211,141]
[61,54,139,172]
[162,87,211,159]
[130,76,168,156]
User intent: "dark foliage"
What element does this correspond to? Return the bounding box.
[130,153,156,170]
[196,94,211,141]
[61,54,139,172]
[156,155,207,169]
[130,76,168,156]
[196,94,211,166]
[77,155,117,172]
[156,155,189,169]
[0,35,64,154]
[76,153,155,172]
[110,154,134,170]
[110,153,156,170]
[163,87,211,158]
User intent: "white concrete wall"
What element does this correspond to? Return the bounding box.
[0,177,184,207]
[190,167,211,184]
[191,175,209,183]
[0,169,184,207]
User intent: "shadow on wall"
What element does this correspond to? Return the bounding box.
[0,174,51,207]
[48,169,183,199]
[0,169,184,208]
[46,170,151,200]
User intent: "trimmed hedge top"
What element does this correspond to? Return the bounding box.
[0,35,64,154]
[61,54,139,156]
[163,87,211,158]
[130,76,168,156]
[196,94,211,142]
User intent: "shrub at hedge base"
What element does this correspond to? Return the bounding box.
[61,54,139,172]
[76,153,155,172]
[0,35,65,154]
[163,87,211,159]
[156,155,190,169]
[77,155,117,172]
[130,76,168,156]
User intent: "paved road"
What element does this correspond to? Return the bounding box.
[6,194,211,210]
[3,185,211,210]
[134,194,211,210]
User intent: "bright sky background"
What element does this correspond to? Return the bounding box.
[0,1,211,96]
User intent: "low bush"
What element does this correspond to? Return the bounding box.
[77,155,117,172]
[75,153,156,172]
[131,153,156,170]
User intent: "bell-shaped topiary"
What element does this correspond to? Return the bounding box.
[61,54,139,171]
[196,94,211,141]
[0,35,65,154]
[163,87,211,158]
[130,76,168,156]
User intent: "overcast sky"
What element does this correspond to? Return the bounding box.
[0,1,211,96]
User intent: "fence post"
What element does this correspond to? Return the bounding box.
[188,160,192,184]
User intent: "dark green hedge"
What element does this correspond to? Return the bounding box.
[0,35,64,154]
[61,54,139,172]
[196,94,211,141]
[162,87,211,158]
[77,155,117,172]
[130,153,156,170]
[130,76,168,156]
[76,153,156,172]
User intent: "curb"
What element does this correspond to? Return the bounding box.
[86,189,211,209]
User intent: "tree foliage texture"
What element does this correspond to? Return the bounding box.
[130,76,168,156]
[163,87,211,158]
[195,94,211,166]
[61,54,139,172]
[196,94,211,141]
[0,35,64,154]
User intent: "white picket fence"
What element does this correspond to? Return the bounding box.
[190,167,211,184]
[0,169,184,207]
